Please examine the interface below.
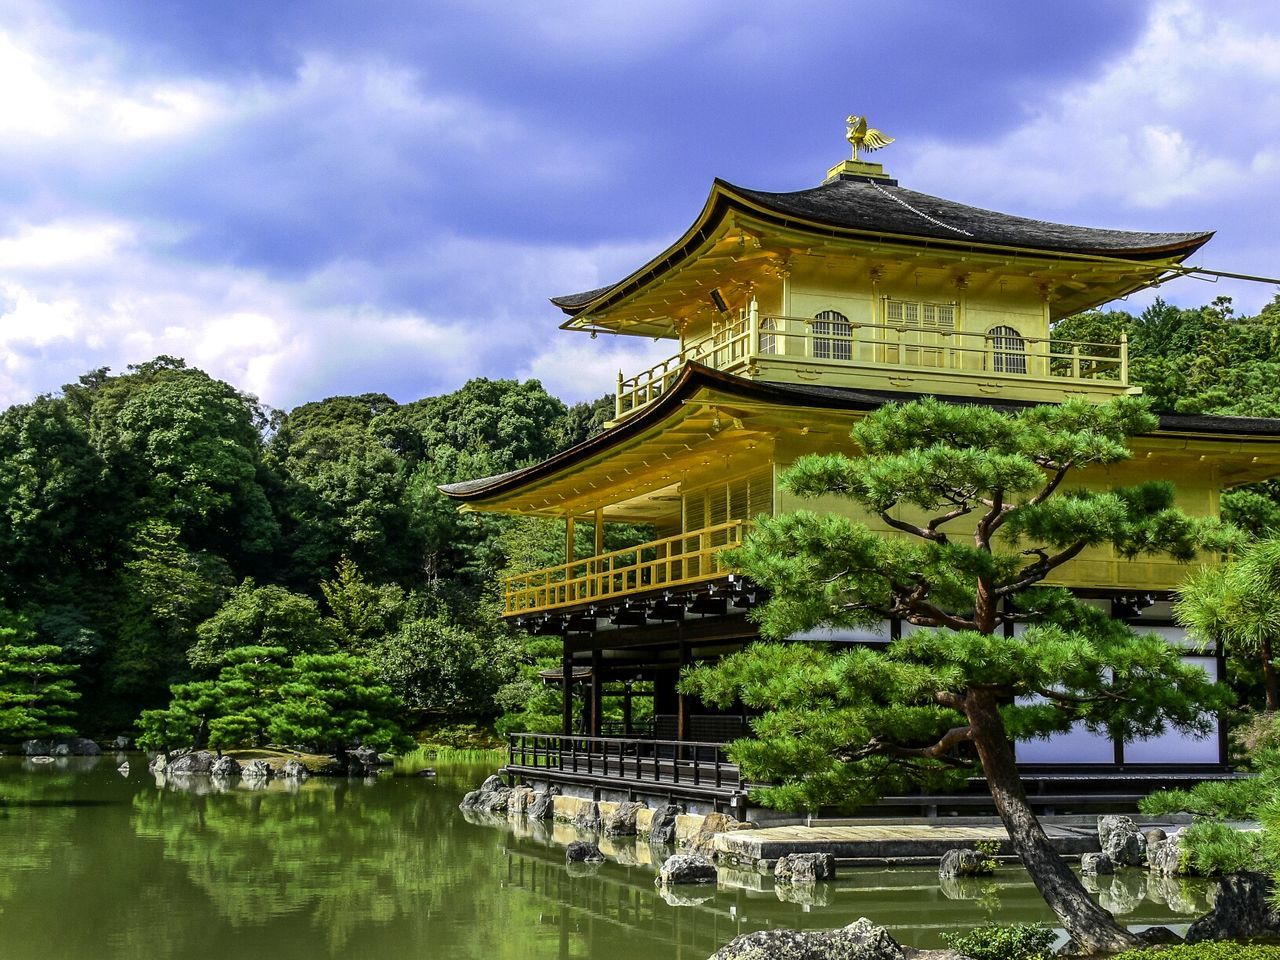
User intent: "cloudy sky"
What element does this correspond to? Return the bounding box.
[1,0,1278,411]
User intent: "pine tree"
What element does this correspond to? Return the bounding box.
[1177,540,1280,712]
[682,395,1239,953]
[0,614,80,740]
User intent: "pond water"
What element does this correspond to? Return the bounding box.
[0,756,1215,960]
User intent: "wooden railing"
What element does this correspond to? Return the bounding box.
[614,305,1130,418]
[506,733,740,793]
[501,520,750,616]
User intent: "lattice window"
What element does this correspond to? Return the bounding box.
[758,316,778,355]
[813,309,852,361]
[988,325,1027,374]
[884,298,956,332]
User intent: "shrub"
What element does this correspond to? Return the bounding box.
[1112,944,1280,960]
[942,923,1054,960]
[1180,821,1270,876]
[1139,777,1274,820]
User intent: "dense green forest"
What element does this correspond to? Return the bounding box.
[1,293,1278,751]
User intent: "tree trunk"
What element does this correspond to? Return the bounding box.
[1262,637,1279,713]
[965,689,1140,953]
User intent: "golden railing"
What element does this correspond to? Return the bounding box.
[501,520,750,616]
[615,307,1129,418]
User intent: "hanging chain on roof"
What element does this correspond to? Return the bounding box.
[868,181,974,238]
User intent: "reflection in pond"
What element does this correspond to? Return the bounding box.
[0,757,1222,960]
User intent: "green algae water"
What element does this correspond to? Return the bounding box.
[0,756,1214,959]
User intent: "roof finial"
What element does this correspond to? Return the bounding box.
[846,115,894,162]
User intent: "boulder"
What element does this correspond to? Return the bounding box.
[938,848,991,879]
[351,745,383,767]
[1145,827,1168,847]
[166,750,217,775]
[775,853,837,884]
[683,811,751,858]
[507,785,536,817]
[210,756,241,778]
[657,853,717,886]
[1098,815,1147,867]
[111,736,132,751]
[281,759,310,780]
[1081,852,1115,876]
[1148,831,1187,876]
[603,800,645,837]
[569,800,600,832]
[647,803,681,846]
[459,774,515,814]
[565,841,605,863]
[527,790,555,821]
[709,917,905,960]
[1187,871,1280,942]
[25,737,100,756]
[241,759,273,780]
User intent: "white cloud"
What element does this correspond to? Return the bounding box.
[0,30,228,142]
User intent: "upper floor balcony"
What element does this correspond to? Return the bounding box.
[615,301,1131,421]
[501,520,750,617]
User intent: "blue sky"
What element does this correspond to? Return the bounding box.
[0,0,1277,410]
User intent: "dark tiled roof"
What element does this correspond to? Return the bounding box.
[552,177,1213,314]
[550,285,613,309]
[732,178,1211,257]
[437,365,1280,501]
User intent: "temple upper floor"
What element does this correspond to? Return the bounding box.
[551,147,1213,416]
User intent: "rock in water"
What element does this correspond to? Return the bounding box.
[1187,871,1280,942]
[111,736,132,751]
[458,775,512,813]
[565,841,604,863]
[709,917,905,960]
[1148,831,1187,876]
[682,812,751,859]
[210,756,241,778]
[939,848,991,879]
[117,762,130,776]
[166,751,217,775]
[281,759,310,780]
[603,800,645,837]
[1098,815,1147,866]
[241,759,273,781]
[656,853,717,886]
[30,756,55,764]
[527,790,555,821]
[1081,852,1116,876]
[776,853,837,884]
[568,800,600,831]
[647,803,681,846]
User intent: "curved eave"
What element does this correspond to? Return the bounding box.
[438,365,1280,504]
[553,179,1213,326]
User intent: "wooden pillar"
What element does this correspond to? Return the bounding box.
[590,648,603,739]
[622,680,633,736]
[561,650,573,736]
[594,507,604,556]
[565,516,575,564]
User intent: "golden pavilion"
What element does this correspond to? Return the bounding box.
[442,123,1280,813]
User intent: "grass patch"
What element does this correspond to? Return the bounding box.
[1113,945,1280,960]
[392,744,503,775]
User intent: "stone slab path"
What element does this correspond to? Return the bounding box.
[716,821,1102,864]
